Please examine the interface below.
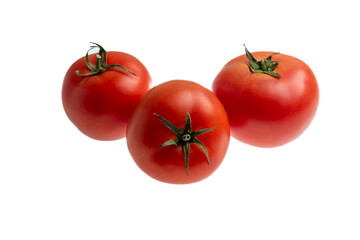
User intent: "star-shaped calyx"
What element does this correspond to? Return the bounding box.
[75,42,136,77]
[244,44,281,78]
[154,111,215,176]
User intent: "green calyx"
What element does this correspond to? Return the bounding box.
[75,42,136,77]
[154,111,215,176]
[244,44,281,78]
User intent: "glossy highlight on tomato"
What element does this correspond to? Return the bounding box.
[126,80,230,184]
[62,43,151,140]
[212,46,319,147]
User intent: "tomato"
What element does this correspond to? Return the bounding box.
[212,46,319,147]
[62,43,151,140]
[126,80,230,184]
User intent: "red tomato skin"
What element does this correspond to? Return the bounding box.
[212,52,319,147]
[62,51,151,140]
[126,80,230,184]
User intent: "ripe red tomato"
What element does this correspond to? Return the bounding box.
[62,43,151,140]
[212,46,319,147]
[126,80,230,184]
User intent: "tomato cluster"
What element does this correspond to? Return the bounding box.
[62,43,319,184]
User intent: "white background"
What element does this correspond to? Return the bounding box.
[1,0,359,239]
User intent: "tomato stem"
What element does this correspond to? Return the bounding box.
[75,42,136,77]
[154,111,214,176]
[244,44,281,78]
